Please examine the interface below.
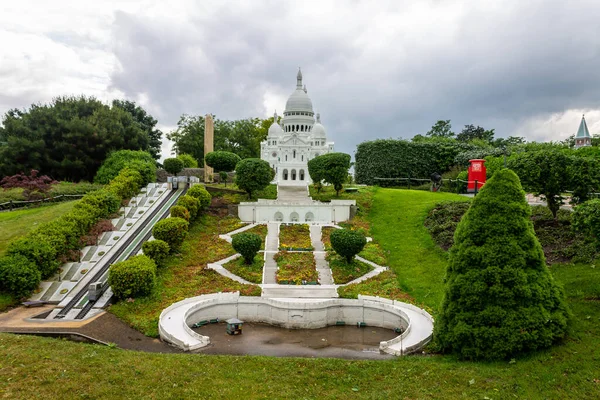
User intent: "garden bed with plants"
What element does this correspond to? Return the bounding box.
[278,224,313,250]
[326,252,373,284]
[232,224,268,250]
[222,255,264,284]
[274,251,318,285]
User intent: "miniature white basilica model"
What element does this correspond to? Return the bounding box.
[260,69,334,186]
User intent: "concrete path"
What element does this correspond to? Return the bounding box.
[344,256,389,285]
[310,225,333,285]
[207,254,255,285]
[261,284,339,298]
[277,185,310,202]
[262,223,280,284]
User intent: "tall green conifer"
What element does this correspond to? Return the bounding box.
[435,169,570,360]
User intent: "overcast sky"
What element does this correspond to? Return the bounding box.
[2,0,600,159]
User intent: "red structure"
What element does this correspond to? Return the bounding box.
[467,159,486,193]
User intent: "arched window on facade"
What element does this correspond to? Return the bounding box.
[293,150,296,158]
[299,169,305,180]
[291,169,297,180]
[285,154,288,161]
[301,125,304,132]
[283,169,288,180]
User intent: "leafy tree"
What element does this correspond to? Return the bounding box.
[0,255,41,298]
[508,150,571,218]
[112,99,162,160]
[330,229,366,263]
[163,158,184,176]
[572,199,600,245]
[0,170,57,200]
[307,156,325,193]
[176,153,198,168]
[232,233,262,264]
[492,136,526,148]
[204,151,241,186]
[456,124,495,143]
[426,120,454,138]
[568,156,600,204]
[0,96,152,181]
[434,169,570,360]
[318,153,351,196]
[234,158,274,199]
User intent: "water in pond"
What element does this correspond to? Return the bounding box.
[193,322,397,360]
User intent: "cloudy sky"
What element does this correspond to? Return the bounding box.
[2,0,600,159]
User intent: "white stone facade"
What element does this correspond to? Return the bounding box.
[260,69,334,186]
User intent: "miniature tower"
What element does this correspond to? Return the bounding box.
[574,114,592,148]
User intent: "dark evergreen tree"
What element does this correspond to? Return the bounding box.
[434,169,570,360]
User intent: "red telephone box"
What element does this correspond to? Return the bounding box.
[467,159,486,193]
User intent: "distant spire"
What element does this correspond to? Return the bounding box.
[296,67,303,89]
[273,110,278,120]
[303,84,307,93]
[316,113,321,123]
[576,114,591,138]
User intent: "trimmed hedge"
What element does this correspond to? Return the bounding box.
[94,150,156,185]
[142,240,170,267]
[232,233,262,264]
[152,217,189,251]
[6,238,59,279]
[355,139,477,185]
[170,205,190,221]
[108,255,157,299]
[186,185,211,210]
[177,195,201,219]
[0,255,41,298]
[330,229,367,263]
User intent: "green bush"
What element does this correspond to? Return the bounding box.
[572,199,600,244]
[163,158,185,176]
[204,151,241,172]
[0,255,41,298]
[94,150,156,185]
[330,229,367,263]
[186,185,211,210]
[152,217,189,251]
[234,158,274,199]
[176,195,201,219]
[6,238,59,279]
[108,255,156,299]
[106,168,142,199]
[318,153,351,196]
[170,205,190,221]
[177,153,198,168]
[434,169,570,360]
[232,233,262,264]
[355,139,478,185]
[308,157,325,193]
[79,190,121,216]
[142,240,170,267]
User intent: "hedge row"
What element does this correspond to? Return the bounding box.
[354,139,478,185]
[0,168,145,298]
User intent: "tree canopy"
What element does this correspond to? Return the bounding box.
[318,152,351,196]
[234,158,274,199]
[434,169,570,360]
[0,96,160,182]
[426,120,455,138]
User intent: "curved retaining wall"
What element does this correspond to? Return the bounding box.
[159,292,434,355]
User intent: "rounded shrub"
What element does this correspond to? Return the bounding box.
[7,238,59,279]
[234,158,274,199]
[94,150,156,185]
[434,169,570,360]
[108,255,156,299]
[0,255,42,298]
[163,157,185,176]
[330,229,367,263]
[186,185,211,210]
[152,217,189,251]
[177,195,200,219]
[170,205,190,221]
[106,168,142,199]
[204,151,241,173]
[142,240,170,267]
[177,153,198,168]
[232,233,262,264]
[79,189,121,216]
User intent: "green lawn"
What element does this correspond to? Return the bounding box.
[0,201,78,255]
[2,188,600,398]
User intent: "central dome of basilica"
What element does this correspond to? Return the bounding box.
[284,69,314,114]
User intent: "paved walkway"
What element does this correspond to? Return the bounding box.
[262,223,280,284]
[310,225,333,285]
[277,185,310,202]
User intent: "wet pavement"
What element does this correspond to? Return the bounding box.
[193,322,397,360]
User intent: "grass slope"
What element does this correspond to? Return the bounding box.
[0,201,77,255]
[369,188,467,313]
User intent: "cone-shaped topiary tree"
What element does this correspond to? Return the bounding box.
[434,169,570,360]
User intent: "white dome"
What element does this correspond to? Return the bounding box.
[268,111,283,136]
[284,68,314,113]
[311,113,327,138]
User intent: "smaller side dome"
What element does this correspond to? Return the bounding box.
[268,111,283,137]
[311,113,327,139]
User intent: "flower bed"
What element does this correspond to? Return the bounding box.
[274,251,318,285]
[279,224,313,251]
[222,255,263,284]
[321,227,335,250]
[326,252,374,284]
